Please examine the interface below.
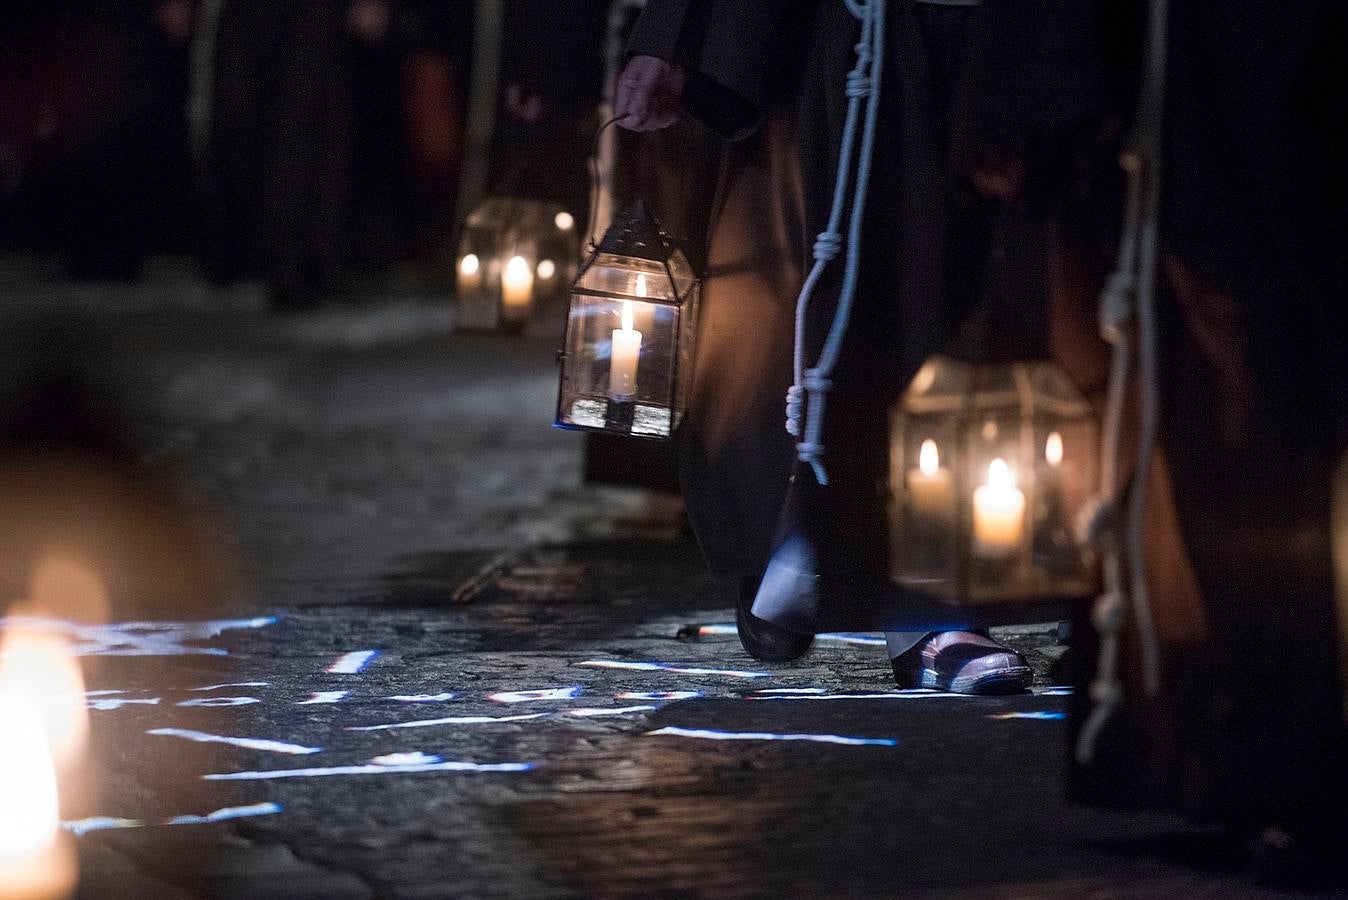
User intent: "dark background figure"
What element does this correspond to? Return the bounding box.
[486,0,605,222]
[346,0,473,273]
[1070,0,1348,874]
[0,0,195,278]
[201,1,357,307]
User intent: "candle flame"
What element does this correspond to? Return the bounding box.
[0,623,88,770]
[536,259,556,279]
[459,253,480,276]
[504,255,531,286]
[621,300,635,332]
[554,211,575,231]
[919,439,940,477]
[634,274,648,298]
[1045,431,1064,466]
[0,692,60,859]
[988,458,1015,490]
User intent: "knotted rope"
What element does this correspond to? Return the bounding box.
[786,0,886,485]
[1076,0,1168,764]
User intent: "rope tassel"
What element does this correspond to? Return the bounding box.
[785,0,886,486]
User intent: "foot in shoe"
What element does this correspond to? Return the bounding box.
[890,630,1033,694]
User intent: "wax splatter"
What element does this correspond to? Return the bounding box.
[347,713,548,732]
[986,711,1066,721]
[326,650,379,674]
[203,760,534,781]
[648,726,897,747]
[147,728,321,755]
[564,705,657,717]
[579,661,769,678]
[64,802,284,836]
[616,691,702,701]
[88,697,161,711]
[487,687,582,703]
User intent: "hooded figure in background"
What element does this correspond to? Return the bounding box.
[619,0,1113,692]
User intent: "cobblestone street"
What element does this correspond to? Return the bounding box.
[2,271,1322,898]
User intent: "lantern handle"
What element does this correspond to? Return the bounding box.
[588,116,625,251]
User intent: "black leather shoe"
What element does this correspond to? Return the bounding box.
[891,631,1033,694]
[736,575,814,662]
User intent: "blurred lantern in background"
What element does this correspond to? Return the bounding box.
[554,201,699,440]
[890,356,1098,606]
[455,197,580,333]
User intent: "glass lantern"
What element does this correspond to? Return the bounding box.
[554,201,699,440]
[890,355,1098,605]
[455,197,580,332]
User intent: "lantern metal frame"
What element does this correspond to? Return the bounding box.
[553,200,700,441]
[889,355,1100,610]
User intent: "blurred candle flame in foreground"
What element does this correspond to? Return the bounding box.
[0,623,88,773]
[0,652,77,898]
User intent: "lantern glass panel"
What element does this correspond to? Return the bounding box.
[890,355,1098,605]
[455,197,579,331]
[555,256,698,440]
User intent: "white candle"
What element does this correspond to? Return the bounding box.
[501,255,533,318]
[906,439,954,520]
[608,300,642,399]
[972,458,1026,559]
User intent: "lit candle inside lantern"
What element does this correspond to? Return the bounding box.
[1045,431,1064,467]
[972,458,1026,559]
[457,252,481,296]
[608,299,643,399]
[0,682,76,899]
[906,439,954,520]
[501,255,533,317]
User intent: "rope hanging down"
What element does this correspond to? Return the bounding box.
[1076,0,1168,764]
[785,0,886,486]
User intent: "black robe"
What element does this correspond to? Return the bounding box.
[630,0,1107,631]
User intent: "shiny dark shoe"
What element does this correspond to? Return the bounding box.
[736,575,814,662]
[891,630,1033,694]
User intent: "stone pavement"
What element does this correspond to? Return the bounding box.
[1,265,1322,898]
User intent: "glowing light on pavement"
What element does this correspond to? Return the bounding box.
[748,690,975,701]
[297,691,349,705]
[64,803,284,837]
[986,711,1066,720]
[88,697,160,711]
[1036,687,1072,696]
[579,661,770,678]
[753,688,827,695]
[386,693,456,703]
[348,713,548,732]
[204,760,534,781]
[0,616,281,658]
[616,691,702,701]
[177,696,260,708]
[370,752,439,766]
[326,650,379,674]
[647,726,897,747]
[564,706,657,717]
[487,687,581,703]
[147,728,321,755]
[188,682,270,692]
[693,625,885,648]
